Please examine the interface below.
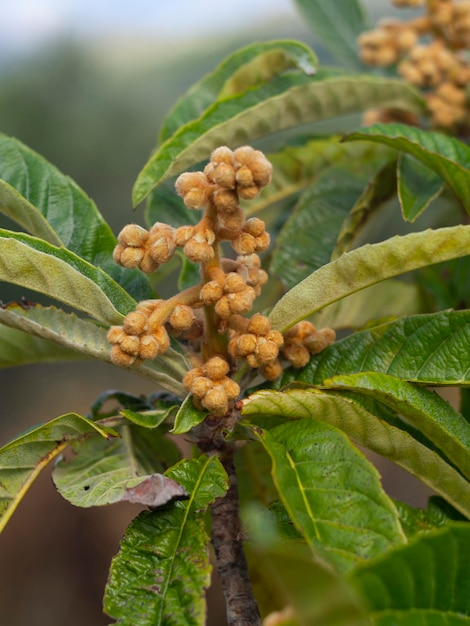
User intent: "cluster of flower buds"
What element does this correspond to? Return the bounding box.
[108,145,336,419]
[107,300,171,366]
[281,321,336,369]
[182,356,240,417]
[358,0,470,131]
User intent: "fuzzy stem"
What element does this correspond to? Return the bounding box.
[211,448,261,626]
[147,284,202,327]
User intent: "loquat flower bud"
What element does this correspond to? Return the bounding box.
[217,206,245,230]
[174,225,194,247]
[118,246,145,269]
[227,286,256,315]
[243,218,266,237]
[107,325,126,345]
[283,343,311,368]
[202,386,229,416]
[183,367,205,391]
[221,377,240,401]
[119,334,140,356]
[149,325,171,353]
[123,310,148,335]
[213,188,239,213]
[175,172,213,209]
[140,251,160,274]
[247,313,271,336]
[117,223,149,247]
[169,304,195,332]
[204,356,230,380]
[138,335,159,360]
[259,358,283,381]
[190,376,214,400]
[224,272,246,293]
[184,239,214,263]
[148,223,176,264]
[200,280,224,305]
[234,146,273,188]
[110,345,140,367]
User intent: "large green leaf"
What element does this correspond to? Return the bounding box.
[0,301,188,396]
[0,322,82,367]
[268,225,470,332]
[250,419,406,572]
[104,456,228,626]
[344,123,470,212]
[323,372,470,480]
[0,413,116,533]
[313,280,424,330]
[397,153,444,223]
[53,426,182,507]
[0,133,152,300]
[133,75,423,204]
[253,544,371,626]
[0,229,136,323]
[351,524,470,625]
[271,166,374,288]
[395,497,466,540]
[332,160,397,259]
[243,389,470,518]
[278,310,470,388]
[293,0,370,70]
[159,40,318,143]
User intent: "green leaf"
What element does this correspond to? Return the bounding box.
[271,166,373,289]
[0,133,152,300]
[159,40,318,143]
[293,0,370,70]
[250,419,406,572]
[171,395,207,435]
[323,372,470,480]
[395,496,466,540]
[397,153,444,223]
[268,225,470,332]
[279,310,470,388]
[344,123,470,212]
[133,75,423,204]
[104,456,228,626]
[0,301,188,397]
[120,407,176,429]
[255,544,371,626]
[332,159,398,259]
[243,389,470,518]
[0,229,135,323]
[53,426,182,507]
[314,280,424,330]
[351,524,470,624]
[0,413,116,533]
[0,322,83,367]
[245,138,393,218]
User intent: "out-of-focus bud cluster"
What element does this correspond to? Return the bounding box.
[358,0,470,131]
[107,300,171,366]
[281,321,336,369]
[183,356,240,416]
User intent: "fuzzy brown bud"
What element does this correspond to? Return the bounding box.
[175,172,213,209]
[204,356,230,381]
[169,305,195,332]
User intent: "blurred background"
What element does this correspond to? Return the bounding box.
[0,1,432,624]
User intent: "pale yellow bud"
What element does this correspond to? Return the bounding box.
[247,313,271,336]
[169,305,195,331]
[202,386,229,416]
[123,310,147,335]
[117,223,149,247]
[138,335,159,360]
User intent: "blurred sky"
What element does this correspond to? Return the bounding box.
[1,0,300,58]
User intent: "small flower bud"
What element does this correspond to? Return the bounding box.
[169,305,195,332]
[119,246,145,268]
[201,281,224,305]
[123,310,147,335]
[202,386,228,416]
[213,189,239,213]
[256,338,280,363]
[283,343,311,368]
[243,218,266,237]
[139,251,160,274]
[224,272,246,294]
[205,356,230,380]
[259,358,283,381]
[247,313,271,336]
[150,325,171,353]
[183,367,205,391]
[117,224,149,247]
[184,239,214,263]
[119,334,140,356]
[110,345,139,367]
[190,376,214,400]
[107,325,126,345]
[174,225,194,246]
[221,377,240,401]
[175,172,212,209]
[138,335,159,360]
